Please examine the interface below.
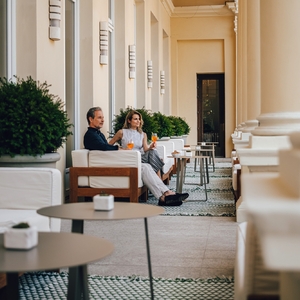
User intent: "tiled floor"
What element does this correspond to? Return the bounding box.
[60,214,238,279]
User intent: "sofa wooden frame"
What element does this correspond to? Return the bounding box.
[69,166,148,203]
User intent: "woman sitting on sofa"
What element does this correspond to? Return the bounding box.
[109,110,164,179]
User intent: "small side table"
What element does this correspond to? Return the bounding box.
[0,232,113,300]
[169,155,209,201]
[38,202,164,300]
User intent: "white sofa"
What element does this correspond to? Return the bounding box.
[70,149,147,203]
[0,167,62,233]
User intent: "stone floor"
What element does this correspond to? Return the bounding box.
[60,214,238,279]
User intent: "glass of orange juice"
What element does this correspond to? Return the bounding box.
[127,139,134,150]
[151,133,158,142]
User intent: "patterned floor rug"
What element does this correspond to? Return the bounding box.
[145,159,236,217]
[19,272,234,300]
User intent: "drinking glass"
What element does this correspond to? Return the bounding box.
[151,133,158,142]
[127,139,134,150]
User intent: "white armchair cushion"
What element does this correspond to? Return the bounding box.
[0,168,61,210]
[0,167,61,232]
[88,150,143,188]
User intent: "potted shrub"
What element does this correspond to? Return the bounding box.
[0,76,73,167]
[177,116,191,144]
[152,112,174,140]
[111,106,158,144]
[168,116,185,138]
[4,222,38,250]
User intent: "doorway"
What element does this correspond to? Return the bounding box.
[197,73,225,157]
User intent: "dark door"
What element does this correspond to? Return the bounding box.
[197,73,225,157]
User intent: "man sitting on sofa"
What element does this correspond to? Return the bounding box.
[84,106,189,206]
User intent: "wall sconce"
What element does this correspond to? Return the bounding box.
[160,71,165,94]
[49,0,61,41]
[147,60,153,88]
[129,45,136,79]
[99,22,108,65]
[99,19,114,65]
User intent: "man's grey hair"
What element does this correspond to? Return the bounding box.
[86,107,102,124]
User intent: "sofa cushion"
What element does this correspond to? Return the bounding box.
[0,168,61,210]
[88,150,143,188]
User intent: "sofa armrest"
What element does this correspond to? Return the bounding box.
[156,145,174,175]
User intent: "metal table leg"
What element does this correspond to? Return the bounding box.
[144,218,154,300]
[201,157,208,201]
[68,265,89,300]
[69,220,89,299]
[176,158,185,193]
[6,272,19,300]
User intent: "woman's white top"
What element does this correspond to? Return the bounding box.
[122,129,145,154]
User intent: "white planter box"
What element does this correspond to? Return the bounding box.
[93,194,114,211]
[4,226,38,250]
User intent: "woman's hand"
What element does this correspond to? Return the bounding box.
[149,142,156,150]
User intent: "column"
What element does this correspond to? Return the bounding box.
[252,0,300,136]
[236,0,300,222]
[246,0,260,122]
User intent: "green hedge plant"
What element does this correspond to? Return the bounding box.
[152,112,174,138]
[167,116,185,137]
[178,116,190,135]
[0,76,73,157]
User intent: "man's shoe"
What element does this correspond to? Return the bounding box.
[158,194,182,206]
[176,193,189,201]
[158,199,182,206]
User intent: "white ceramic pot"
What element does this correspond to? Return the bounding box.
[0,153,60,168]
[93,194,114,211]
[4,226,38,250]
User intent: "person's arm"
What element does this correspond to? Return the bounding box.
[84,130,119,151]
[108,130,123,146]
[142,132,155,152]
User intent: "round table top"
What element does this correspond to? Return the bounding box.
[37,202,164,221]
[0,232,113,272]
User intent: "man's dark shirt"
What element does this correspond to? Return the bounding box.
[84,127,118,151]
